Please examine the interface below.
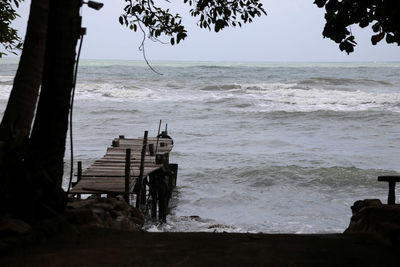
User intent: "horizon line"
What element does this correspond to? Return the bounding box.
[2,56,400,64]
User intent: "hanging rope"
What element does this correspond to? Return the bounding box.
[67,31,84,193]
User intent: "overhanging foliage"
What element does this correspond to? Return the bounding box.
[314,0,400,54]
[119,0,266,46]
[0,0,23,57]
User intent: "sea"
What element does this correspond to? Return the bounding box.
[1,59,400,233]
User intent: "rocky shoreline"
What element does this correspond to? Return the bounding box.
[1,197,400,266]
[0,196,144,252]
[345,199,400,246]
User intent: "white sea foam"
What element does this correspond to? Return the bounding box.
[0,87,12,102]
[75,82,209,102]
[74,81,400,113]
[247,85,400,112]
[0,75,14,83]
[76,83,157,101]
[0,76,13,102]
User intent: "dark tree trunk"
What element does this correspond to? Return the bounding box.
[24,0,82,221]
[0,0,48,143]
[0,0,49,218]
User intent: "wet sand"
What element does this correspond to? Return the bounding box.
[1,229,398,266]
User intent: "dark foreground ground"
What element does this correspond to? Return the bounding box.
[0,229,398,267]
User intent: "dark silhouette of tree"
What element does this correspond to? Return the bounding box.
[0,0,48,144]
[0,0,80,222]
[24,0,81,221]
[0,0,50,221]
[314,0,400,54]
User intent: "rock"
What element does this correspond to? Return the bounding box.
[66,198,97,210]
[0,197,144,252]
[0,216,31,236]
[350,199,382,214]
[111,216,141,231]
[63,208,97,226]
[62,197,144,232]
[91,202,116,211]
[345,199,400,246]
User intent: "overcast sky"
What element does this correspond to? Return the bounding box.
[10,0,400,61]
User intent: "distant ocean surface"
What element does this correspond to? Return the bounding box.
[1,59,400,233]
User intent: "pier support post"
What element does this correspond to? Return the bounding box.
[149,144,155,156]
[169,163,178,188]
[136,131,148,209]
[77,161,82,199]
[77,161,82,182]
[124,148,131,203]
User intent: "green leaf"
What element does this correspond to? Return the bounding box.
[371,22,381,33]
[371,32,385,45]
[314,0,328,8]
[386,33,396,43]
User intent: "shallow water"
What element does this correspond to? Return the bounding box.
[1,59,399,233]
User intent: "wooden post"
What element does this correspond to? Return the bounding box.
[155,119,162,155]
[141,176,147,205]
[149,143,155,156]
[77,161,82,199]
[388,181,396,205]
[124,148,131,203]
[378,176,400,205]
[136,131,148,209]
[169,163,178,188]
[112,140,119,147]
[77,161,82,182]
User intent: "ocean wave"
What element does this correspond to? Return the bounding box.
[216,83,400,112]
[299,77,392,87]
[89,108,139,115]
[0,85,11,100]
[200,84,242,91]
[75,83,160,101]
[164,163,393,233]
[199,82,297,93]
[248,110,395,122]
[196,65,234,70]
[0,76,13,85]
[3,78,397,114]
[249,86,400,112]
[193,164,396,190]
[72,81,400,113]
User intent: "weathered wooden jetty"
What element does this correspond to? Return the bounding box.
[70,131,177,222]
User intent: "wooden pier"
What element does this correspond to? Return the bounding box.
[70,131,177,222]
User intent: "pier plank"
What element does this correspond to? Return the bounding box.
[70,137,173,195]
